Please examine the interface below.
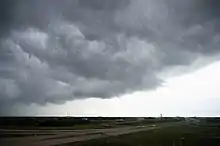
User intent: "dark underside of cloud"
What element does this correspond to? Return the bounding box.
[0,0,220,115]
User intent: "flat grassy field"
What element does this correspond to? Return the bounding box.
[65,123,220,146]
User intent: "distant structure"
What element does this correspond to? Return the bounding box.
[136,117,145,121]
[66,112,71,118]
[160,114,163,120]
[116,119,124,122]
[82,118,88,121]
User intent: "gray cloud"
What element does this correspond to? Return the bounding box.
[1,0,220,115]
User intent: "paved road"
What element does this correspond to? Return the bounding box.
[0,122,183,146]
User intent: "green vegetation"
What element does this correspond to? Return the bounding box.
[118,118,182,126]
[65,123,220,146]
[0,117,182,130]
[0,133,55,139]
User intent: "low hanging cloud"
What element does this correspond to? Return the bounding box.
[1,0,220,115]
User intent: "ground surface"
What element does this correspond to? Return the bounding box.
[65,123,220,146]
[0,122,180,146]
[1,118,220,146]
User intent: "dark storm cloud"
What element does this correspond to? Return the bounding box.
[1,0,220,115]
[0,0,16,37]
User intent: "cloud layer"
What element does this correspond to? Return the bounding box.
[1,0,220,115]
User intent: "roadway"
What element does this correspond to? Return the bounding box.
[0,122,184,146]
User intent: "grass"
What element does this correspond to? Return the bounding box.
[58,123,220,146]
[0,133,55,138]
[71,123,115,129]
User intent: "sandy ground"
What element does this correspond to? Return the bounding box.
[0,123,182,146]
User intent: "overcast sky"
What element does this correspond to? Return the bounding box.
[1,0,220,116]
